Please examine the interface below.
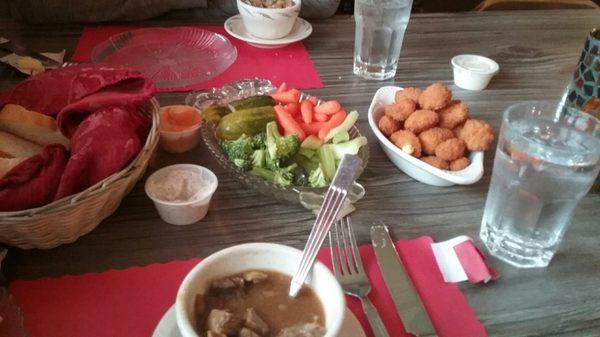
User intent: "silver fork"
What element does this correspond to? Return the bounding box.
[329,217,390,337]
[289,155,363,298]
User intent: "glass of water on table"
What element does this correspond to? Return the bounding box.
[481,102,600,268]
[353,0,413,80]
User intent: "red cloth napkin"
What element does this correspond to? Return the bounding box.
[72,26,323,92]
[0,145,68,211]
[10,237,487,337]
[0,64,155,210]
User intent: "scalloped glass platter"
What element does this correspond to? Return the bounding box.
[91,27,237,88]
[185,79,369,208]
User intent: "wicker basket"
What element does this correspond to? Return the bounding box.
[0,98,160,249]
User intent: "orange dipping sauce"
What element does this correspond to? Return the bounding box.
[159,105,203,153]
[160,105,202,132]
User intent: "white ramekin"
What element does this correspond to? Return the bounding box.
[145,164,218,225]
[451,54,499,91]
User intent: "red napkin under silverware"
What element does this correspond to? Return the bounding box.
[71,26,323,92]
[10,236,487,337]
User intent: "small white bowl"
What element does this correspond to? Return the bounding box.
[236,0,301,40]
[368,86,484,187]
[451,54,499,91]
[145,164,218,225]
[176,243,346,337]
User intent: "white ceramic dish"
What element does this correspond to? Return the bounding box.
[236,0,301,40]
[451,54,499,91]
[224,14,312,49]
[153,305,366,337]
[368,86,484,187]
[175,243,346,337]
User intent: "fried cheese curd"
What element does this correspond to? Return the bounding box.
[450,157,470,171]
[435,138,466,161]
[421,156,449,170]
[395,87,422,103]
[384,98,416,122]
[391,130,422,157]
[404,109,439,134]
[438,100,469,129]
[419,127,454,155]
[459,119,495,151]
[378,114,401,137]
[418,83,452,110]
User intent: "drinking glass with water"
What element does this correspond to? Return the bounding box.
[353,0,413,80]
[481,102,600,268]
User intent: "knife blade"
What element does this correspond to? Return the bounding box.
[0,38,62,68]
[371,225,436,336]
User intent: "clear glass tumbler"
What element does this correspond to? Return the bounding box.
[353,0,413,80]
[481,102,600,268]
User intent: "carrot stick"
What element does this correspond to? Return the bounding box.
[318,110,347,140]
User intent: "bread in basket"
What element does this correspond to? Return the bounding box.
[0,64,159,249]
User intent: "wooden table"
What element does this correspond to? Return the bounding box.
[1,9,599,337]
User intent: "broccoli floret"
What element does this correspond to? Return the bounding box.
[221,134,256,170]
[221,132,268,170]
[308,165,328,188]
[251,132,267,149]
[265,121,300,167]
[250,163,298,187]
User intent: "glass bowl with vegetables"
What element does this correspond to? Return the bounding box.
[186,79,369,209]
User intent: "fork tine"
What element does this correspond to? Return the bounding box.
[328,231,341,276]
[347,217,365,274]
[341,217,359,275]
[337,218,352,276]
[339,218,357,276]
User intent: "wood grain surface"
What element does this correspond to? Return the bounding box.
[1,10,600,336]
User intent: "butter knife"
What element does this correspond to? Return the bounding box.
[370,225,436,336]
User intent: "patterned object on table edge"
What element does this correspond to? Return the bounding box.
[566,28,600,118]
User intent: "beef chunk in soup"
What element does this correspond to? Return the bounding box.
[243,271,268,284]
[239,327,262,337]
[212,276,245,290]
[245,308,269,335]
[275,323,326,337]
[206,309,244,335]
[207,331,227,337]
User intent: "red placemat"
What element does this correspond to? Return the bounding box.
[10,237,487,337]
[72,26,323,92]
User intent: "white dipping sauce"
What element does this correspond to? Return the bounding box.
[455,57,495,72]
[148,169,206,202]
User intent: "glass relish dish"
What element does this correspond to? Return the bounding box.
[185,79,369,211]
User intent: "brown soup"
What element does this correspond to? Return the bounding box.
[196,270,326,337]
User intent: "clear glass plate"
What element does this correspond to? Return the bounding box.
[186,79,369,210]
[91,27,237,88]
